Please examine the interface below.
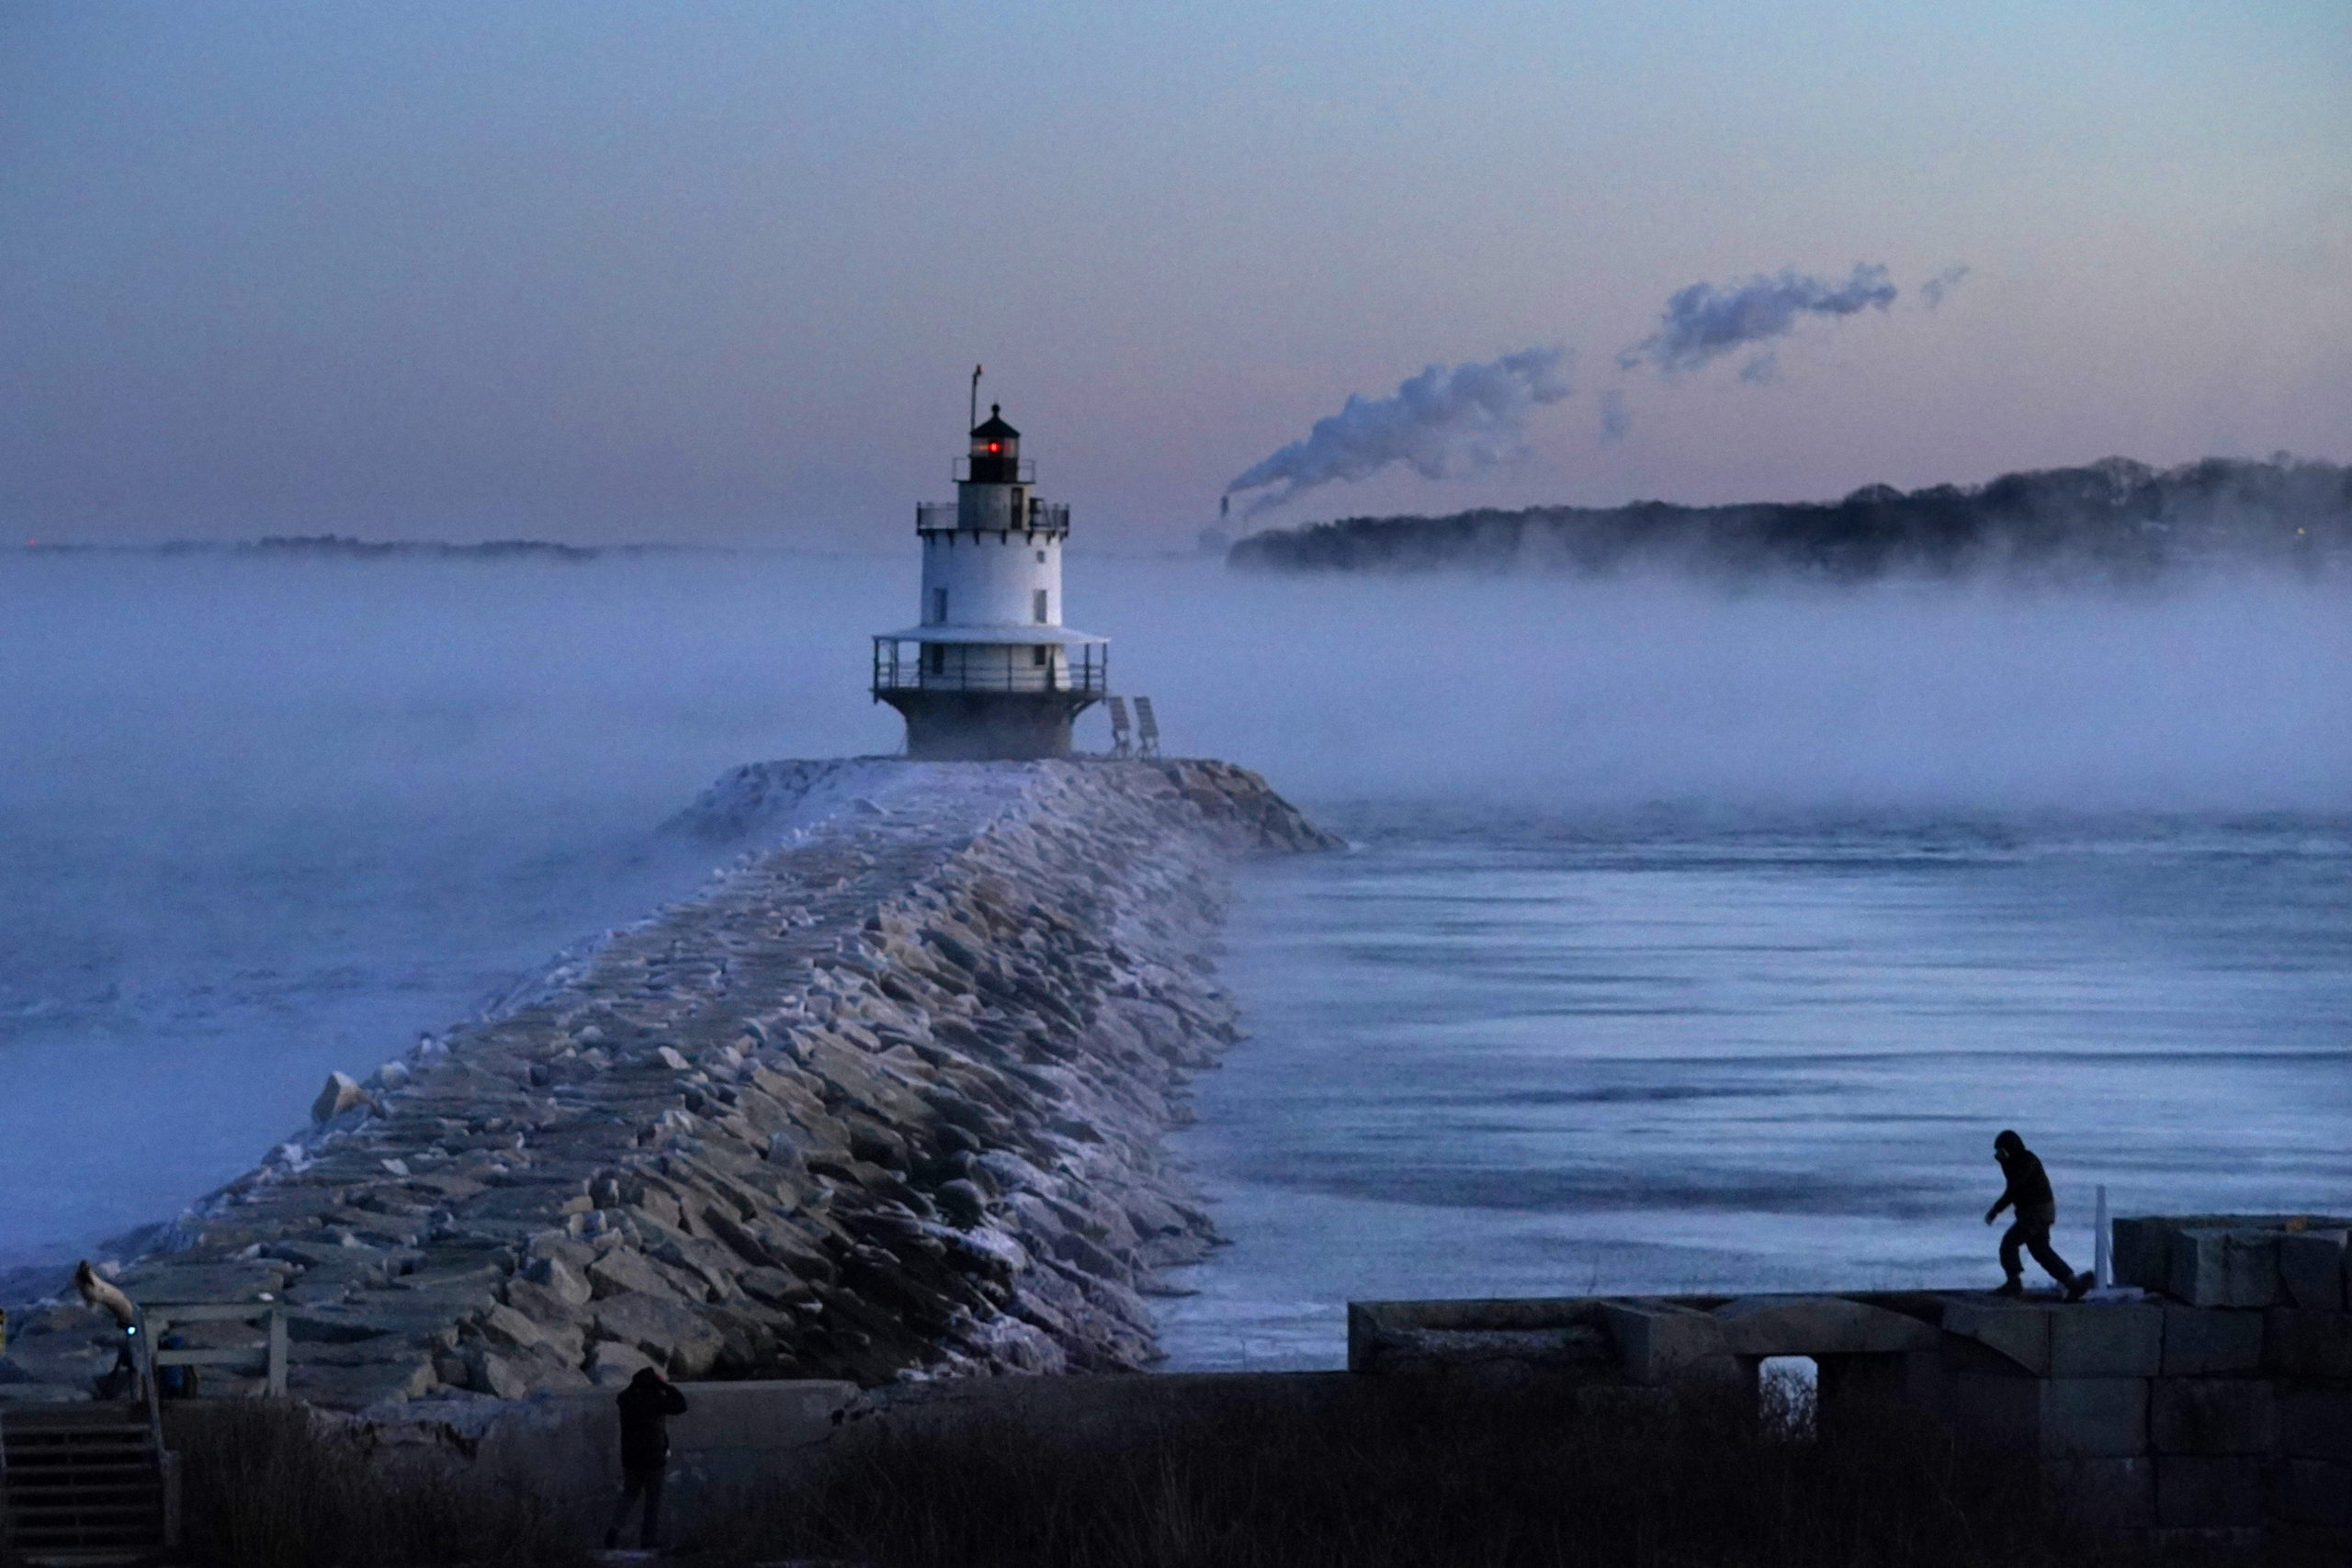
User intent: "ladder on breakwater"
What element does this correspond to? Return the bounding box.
[0,1404,179,1565]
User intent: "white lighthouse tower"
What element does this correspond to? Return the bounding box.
[871,398,1108,759]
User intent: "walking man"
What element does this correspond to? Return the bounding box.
[1984,1129,2090,1300]
[605,1367,689,1551]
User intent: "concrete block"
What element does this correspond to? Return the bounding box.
[2162,1306,2264,1374]
[1957,1375,2148,1459]
[1950,1372,2039,1450]
[1939,1299,2050,1374]
[2274,1459,2352,1528]
[1711,1295,1939,1357]
[2044,1457,2154,1529]
[2278,1231,2348,1313]
[2267,1310,2352,1379]
[1347,1298,1611,1374]
[2278,1387,2352,1462]
[2170,1229,2281,1309]
[2048,1304,2162,1376]
[1598,1303,1727,1384]
[1816,1349,1945,1426]
[2155,1455,2266,1529]
[2151,1378,2275,1455]
[2110,1217,2175,1293]
[2041,1378,2150,1459]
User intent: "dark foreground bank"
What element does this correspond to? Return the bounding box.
[160,1377,2289,1568]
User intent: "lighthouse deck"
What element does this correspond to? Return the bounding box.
[916,501,1069,533]
[872,634,1108,695]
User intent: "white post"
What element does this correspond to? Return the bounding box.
[2094,1183,2111,1289]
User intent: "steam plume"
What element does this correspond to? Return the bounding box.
[1618,263,1897,376]
[1920,264,1971,309]
[1600,389,1632,443]
[1225,347,1571,517]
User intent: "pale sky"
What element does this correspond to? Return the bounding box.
[4,1,2347,547]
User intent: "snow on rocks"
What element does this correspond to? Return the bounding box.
[3,758,1334,1410]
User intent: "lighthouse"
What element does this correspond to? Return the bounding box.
[871,400,1108,760]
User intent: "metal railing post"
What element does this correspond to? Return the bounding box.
[2094,1184,2111,1290]
[136,1306,163,1446]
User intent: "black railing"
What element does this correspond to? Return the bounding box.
[916,501,1069,533]
[873,639,1106,695]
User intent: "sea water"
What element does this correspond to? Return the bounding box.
[1154,804,2352,1369]
[5,547,2346,1324]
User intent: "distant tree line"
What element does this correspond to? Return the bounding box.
[239,535,603,560]
[17,536,687,560]
[1227,456,2352,583]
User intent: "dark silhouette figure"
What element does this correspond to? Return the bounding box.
[1984,1130,2089,1300]
[74,1259,141,1399]
[605,1367,689,1551]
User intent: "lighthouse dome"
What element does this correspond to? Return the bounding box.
[967,406,1022,483]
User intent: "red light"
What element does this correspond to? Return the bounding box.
[988,443,1001,454]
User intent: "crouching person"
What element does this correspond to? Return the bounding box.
[605,1367,689,1551]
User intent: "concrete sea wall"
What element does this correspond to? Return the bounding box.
[1,758,1338,1409]
[1349,1217,2352,1550]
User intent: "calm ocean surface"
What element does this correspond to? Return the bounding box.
[1154,803,2352,1370]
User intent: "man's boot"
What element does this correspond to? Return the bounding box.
[2065,1270,2092,1302]
[1992,1277,2024,1297]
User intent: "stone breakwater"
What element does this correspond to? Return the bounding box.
[1,759,1338,1410]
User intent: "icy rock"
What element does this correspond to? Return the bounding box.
[592,1292,726,1378]
[587,1340,658,1388]
[311,1072,367,1122]
[522,1255,593,1307]
[585,1248,683,1303]
[936,1179,988,1229]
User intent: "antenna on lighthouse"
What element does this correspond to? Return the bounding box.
[969,365,983,432]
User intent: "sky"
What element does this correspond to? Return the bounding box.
[4,1,2348,547]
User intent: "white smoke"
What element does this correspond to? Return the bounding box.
[1599,389,1632,443]
[1618,263,1898,377]
[1225,347,1571,518]
[1920,264,1971,309]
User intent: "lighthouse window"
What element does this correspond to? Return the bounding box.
[1033,589,1048,623]
[931,587,948,624]
[1032,645,1048,667]
[927,644,945,676]
[1035,550,1046,563]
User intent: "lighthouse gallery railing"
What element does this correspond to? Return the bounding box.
[872,639,1106,696]
[916,502,1070,533]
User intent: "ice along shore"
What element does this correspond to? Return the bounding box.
[4,758,1339,1409]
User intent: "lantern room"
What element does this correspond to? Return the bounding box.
[871,397,1108,760]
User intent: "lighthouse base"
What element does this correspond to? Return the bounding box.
[879,690,1102,761]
